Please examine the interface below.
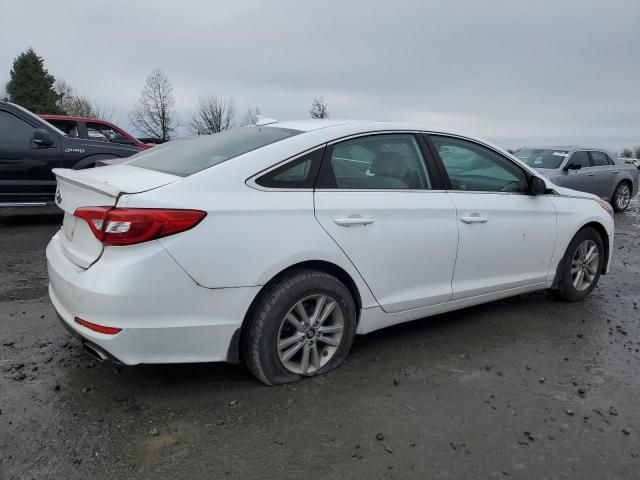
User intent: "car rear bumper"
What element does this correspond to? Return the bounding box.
[46,231,260,365]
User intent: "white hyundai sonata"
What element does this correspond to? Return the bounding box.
[47,119,615,384]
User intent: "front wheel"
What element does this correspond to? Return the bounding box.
[553,227,604,302]
[242,270,357,385]
[612,181,631,212]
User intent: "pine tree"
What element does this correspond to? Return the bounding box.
[6,48,62,114]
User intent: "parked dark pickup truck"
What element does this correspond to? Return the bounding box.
[0,101,141,205]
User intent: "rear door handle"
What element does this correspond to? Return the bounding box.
[334,217,374,227]
[460,216,488,224]
[587,173,595,176]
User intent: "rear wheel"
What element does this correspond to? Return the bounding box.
[553,227,604,301]
[242,270,357,385]
[612,181,631,212]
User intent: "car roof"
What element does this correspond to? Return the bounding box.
[269,119,471,137]
[523,146,605,152]
[39,114,112,123]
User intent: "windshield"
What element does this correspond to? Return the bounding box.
[127,126,301,176]
[515,149,569,169]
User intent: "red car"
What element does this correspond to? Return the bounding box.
[39,115,153,150]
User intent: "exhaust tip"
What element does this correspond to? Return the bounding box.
[83,343,107,362]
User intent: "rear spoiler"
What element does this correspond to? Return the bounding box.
[53,168,120,198]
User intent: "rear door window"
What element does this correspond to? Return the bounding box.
[589,151,609,167]
[127,126,301,176]
[49,119,79,137]
[317,134,431,189]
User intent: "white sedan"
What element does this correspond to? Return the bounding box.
[47,120,615,384]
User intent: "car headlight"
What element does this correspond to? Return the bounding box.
[596,199,614,217]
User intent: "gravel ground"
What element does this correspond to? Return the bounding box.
[1,200,639,479]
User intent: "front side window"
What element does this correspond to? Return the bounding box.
[431,136,528,193]
[321,134,431,189]
[0,111,35,148]
[590,151,609,167]
[568,151,590,168]
[128,126,301,176]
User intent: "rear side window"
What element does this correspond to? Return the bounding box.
[255,148,324,188]
[49,119,79,137]
[128,127,301,176]
[590,151,609,167]
[317,134,431,189]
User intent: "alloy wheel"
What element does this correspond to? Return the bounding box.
[571,239,599,291]
[616,184,631,210]
[276,294,344,375]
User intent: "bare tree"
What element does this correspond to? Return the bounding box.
[310,96,329,119]
[634,145,640,160]
[240,106,261,126]
[188,93,235,135]
[54,79,113,120]
[0,81,8,101]
[620,147,633,158]
[130,69,176,141]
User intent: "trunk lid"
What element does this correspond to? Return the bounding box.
[53,165,179,268]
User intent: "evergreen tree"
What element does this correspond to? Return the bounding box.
[6,48,62,114]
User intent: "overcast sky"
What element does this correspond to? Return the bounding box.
[2,0,639,151]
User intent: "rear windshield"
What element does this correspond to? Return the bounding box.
[127,126,301,176]
[515,149,569,169]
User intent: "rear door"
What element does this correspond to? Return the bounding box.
[428,135,556,299]
[314,133,459,313]
[564,150,599,195]
[0,109,61,203]
[588,150,616,199]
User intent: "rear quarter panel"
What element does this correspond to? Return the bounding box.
[120,181,380,310]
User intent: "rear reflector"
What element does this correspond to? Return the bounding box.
[74,207,206,246]
[74,317,122,335]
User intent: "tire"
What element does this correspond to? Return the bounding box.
[242,270,357,385]
[611,181,632,212]
[553,227,604,302]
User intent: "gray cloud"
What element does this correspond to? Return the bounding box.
[2,0,639,150]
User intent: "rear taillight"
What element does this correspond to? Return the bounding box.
[75,317,122,335]
[74,207,206,246]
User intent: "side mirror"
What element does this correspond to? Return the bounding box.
[529,176,546,195]
[32,128,54,147]
[564,163,582,171]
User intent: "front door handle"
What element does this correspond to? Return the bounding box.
[334,217,374,227]
[587,173,595,176]
[460,216,488,224]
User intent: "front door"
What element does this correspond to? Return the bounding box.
[428,135,557,300]
[314,133,459,313]
[0,109,60,202]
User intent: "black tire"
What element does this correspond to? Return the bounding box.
[553,227,604,302]
[242,270,357,385]
[611,181,632,212]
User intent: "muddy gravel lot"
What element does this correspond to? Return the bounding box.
[1,202,640,479]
